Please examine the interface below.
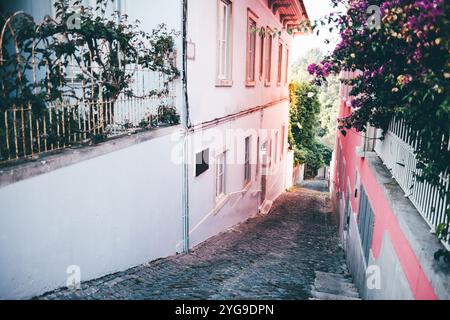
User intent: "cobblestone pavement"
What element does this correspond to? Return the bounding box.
[301,179,330,193]
[39,180,349,300]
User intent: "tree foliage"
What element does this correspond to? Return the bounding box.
[289,82,332,173]
[291,49,340,149]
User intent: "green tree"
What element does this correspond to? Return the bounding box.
[291,48,339,149]
[289,82,332,173]
[317,75,340,148]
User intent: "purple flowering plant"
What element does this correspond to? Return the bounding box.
[308,0,449,256]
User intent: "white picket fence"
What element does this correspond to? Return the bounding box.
[374,118,449,250]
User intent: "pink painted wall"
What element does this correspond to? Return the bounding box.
[333,73,437,300]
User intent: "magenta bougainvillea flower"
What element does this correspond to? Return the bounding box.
[308,0,449,195]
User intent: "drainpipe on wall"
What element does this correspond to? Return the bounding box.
[181,0,191,254]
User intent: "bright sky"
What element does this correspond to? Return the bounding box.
[292,0,344,59]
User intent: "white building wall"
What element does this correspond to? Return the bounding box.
[184,0,294,247]
[187,101,290,247]
[0,129,184,299]
[187,0,292,124]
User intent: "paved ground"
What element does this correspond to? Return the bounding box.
[38,180,350,300]
[301,179,330,193]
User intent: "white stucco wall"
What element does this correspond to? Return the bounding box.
[0,130,184,299]
[184,0,294,247]
[187,0,292,125]
[187,100,290,247]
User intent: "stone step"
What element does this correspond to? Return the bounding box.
[310,290,361,300]
[314,277,356,290]
[311,271,361,300]
[311,283,360,298]
[314,271,353,283]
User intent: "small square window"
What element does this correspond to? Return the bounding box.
[195,149,210,177]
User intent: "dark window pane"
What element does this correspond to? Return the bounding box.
[195,149,209,177]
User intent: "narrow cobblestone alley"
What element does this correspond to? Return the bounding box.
[39,180,352,300]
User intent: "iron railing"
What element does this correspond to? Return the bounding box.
[0,27,178,165]
[374,118,449,249]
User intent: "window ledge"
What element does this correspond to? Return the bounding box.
[245,81,256,87]
[216,79,233,87]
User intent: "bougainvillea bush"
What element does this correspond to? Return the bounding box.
[308,0,449,255]
[308,0,449,177]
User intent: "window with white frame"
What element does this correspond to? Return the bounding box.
[284,47,289,85]
[216,151,227,198]
[244,136,251,185]
[277,42,283,85]
[258,28,265,80]
[265,29,273,85]
[217,0,233,85]
[246,9,257,86]
[280,125,285,160]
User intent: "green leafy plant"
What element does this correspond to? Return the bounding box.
[0,0,180,152]
[289,81,332,174]
[159,105,180,126]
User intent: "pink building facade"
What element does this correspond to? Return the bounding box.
[331,71,450,300]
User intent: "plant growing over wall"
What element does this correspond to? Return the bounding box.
[0,0,180,158]
[307,0,450,259]
[1,0,179,109]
